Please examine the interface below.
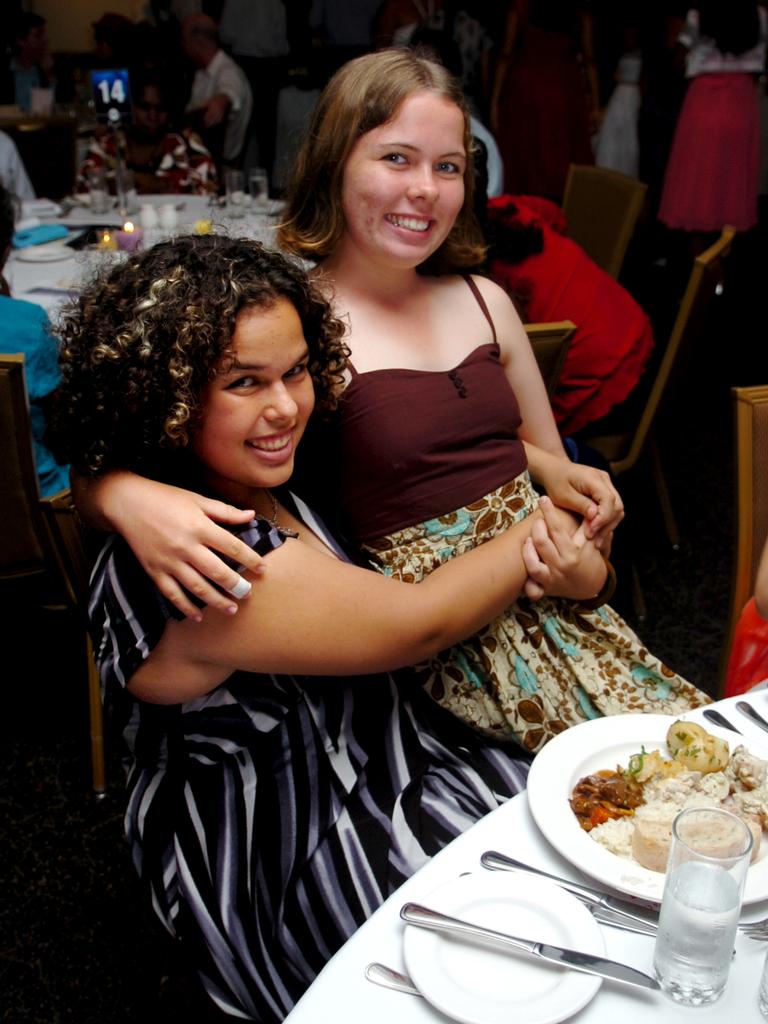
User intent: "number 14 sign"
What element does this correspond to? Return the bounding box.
[90,68,131,125]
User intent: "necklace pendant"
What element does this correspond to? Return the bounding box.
[278,526,300,539]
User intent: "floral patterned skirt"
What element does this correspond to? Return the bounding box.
[363,473,710,753]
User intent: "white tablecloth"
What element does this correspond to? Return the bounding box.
[7,194,281,314]
[285,695,768,1024]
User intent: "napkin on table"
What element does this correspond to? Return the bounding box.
[12,224,70,249]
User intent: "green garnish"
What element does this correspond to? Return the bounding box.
[627,746,648,774]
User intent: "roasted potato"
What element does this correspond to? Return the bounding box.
[666,720,729,774]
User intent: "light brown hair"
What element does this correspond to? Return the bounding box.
[276,48,485,274]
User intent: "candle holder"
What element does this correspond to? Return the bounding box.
[116,221,144,252]
[98,229,118,251]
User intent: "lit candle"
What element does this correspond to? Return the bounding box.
[98,230,118,251]
[116,221,144,252]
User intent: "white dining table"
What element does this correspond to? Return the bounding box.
[6,193,282,314]
[284,693,768,1024]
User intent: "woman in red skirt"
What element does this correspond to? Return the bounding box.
[659,2,766,234]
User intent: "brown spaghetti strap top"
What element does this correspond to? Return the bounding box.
[319,275,527,543]
[463,275,497,346]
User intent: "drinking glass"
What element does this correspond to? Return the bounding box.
[116,166,135,218]
[248,167,269,206]
[653,806,752,1005]
[88,167,110,215]
[225,168,246,218]
[759,946,768,1019]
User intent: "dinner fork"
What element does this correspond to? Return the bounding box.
[739,917,768,939]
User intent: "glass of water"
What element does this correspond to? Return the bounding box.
[225,168,246,219]
[248,167,269,206]
[653,806,753,1005]
[759,946,768,1019]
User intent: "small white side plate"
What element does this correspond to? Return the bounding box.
[403,872,603,1024]
[15,242,74,263]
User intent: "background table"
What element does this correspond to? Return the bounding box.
[7,194,282,313]
[285,695,768,1024]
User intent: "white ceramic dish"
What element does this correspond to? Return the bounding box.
[526,713,768,905]
[402,872,603,1024]
[14,242,74,263]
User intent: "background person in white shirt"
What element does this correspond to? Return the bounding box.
[182,14,253,166]
[0,131,35,200]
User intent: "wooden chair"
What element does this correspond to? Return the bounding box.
[524,320,576,397]
[718,385,768,695]
[583,227,734,619]
[585,227,734,544]
[0,354,105,793]
[562,164,648,279]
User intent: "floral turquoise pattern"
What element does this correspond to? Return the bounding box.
[363,472,710,753]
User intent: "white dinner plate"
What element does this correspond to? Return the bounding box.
[15,242,74,263]
[526,713,768,905]
[402,872,603,1024]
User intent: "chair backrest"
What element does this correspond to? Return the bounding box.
[562,164,648,279]
[720,385,768,687]
[587,226,735,475]
[0,353,49,578]
[524,320,576,397]
[39,489,93,609]
[1,354,106,791]
[617,226,734,474]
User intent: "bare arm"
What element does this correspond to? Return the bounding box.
[129,508,544,703]
[72,470,265,618]
[469,275,624,542]
[522,442,623,548]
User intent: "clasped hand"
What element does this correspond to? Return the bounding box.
[522,496,607,602]
[524,444,624,553]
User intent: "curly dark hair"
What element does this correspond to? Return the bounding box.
[50,235,349,479]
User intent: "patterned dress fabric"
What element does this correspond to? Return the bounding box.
[89,505,529,1021]
[76,128,218,195]
[363,473,711,754]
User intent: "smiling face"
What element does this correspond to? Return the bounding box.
[337,91,466,272]
[193,299,315,505]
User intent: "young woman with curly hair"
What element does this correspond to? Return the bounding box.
[50,233,601,1020]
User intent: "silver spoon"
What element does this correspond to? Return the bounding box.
[365,962,421,996]
[736,701,768,735]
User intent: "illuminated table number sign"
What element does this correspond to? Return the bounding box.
[90,68,131,126]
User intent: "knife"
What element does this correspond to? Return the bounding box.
[401,902,660,991]
[480,851,658,931]
[736,701,768,735]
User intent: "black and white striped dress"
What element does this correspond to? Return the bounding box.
[90,500,530,1021]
